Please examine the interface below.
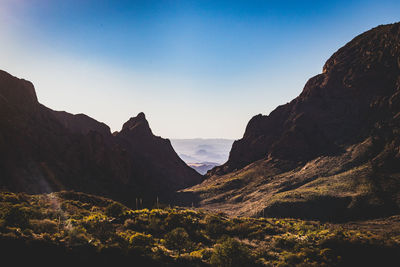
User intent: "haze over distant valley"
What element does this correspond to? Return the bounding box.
[171,139,234,174]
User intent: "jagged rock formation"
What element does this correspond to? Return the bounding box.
[183,23,400,221]
[0,70,202,206]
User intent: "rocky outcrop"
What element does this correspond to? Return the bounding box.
[186,23,400,221]
[211,23,400,176]
[0,70,202,206]
[114,112,204,191]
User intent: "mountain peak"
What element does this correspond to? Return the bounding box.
[0,70,38,112]
[210,22,400,175]
[121,112,152,135]
[190,22,400,221]
[0,72,202,204]
[321,22,400,76]
[136,112,146,120]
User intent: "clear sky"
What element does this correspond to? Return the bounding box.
[1,0,399,139]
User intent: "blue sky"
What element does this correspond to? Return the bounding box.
[1,0,399,138]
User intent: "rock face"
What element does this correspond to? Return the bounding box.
[184,23,400,221]
[51,111,112,137]
[0,70,202,206]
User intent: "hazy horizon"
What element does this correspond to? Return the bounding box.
[1,0,399,139]
[171,138,234,164]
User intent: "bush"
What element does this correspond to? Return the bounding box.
[190,248,213,261]
[105,202,126,218]
[272,237,297,250]
[65,225,90,246]
[0,192,21,204]
[210,238,254,267]
[148,216,164,235]
[124,218,137,229]
[129,232,153,247]
[205,215,226,239]
[129,232,154,255]
[82,214,113,241]
[164,213,184,230]
[164,227,192,255]
[3,205,30,228]
[30,219,58,234]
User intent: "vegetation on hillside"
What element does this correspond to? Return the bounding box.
[0,191,399,266]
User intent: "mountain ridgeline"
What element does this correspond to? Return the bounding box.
[0,71,202,206]
[1,22,400,223]
[2,21,400,267]
[183,23,400,221]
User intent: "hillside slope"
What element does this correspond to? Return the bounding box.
[1,191,399,266]
[0,70,202,205]
[182,23,400,221]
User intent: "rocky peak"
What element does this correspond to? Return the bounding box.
[188,22,400,221]
[210,22,400,176]
[121,112,152,136]
[0,70,38,113]
[0,72,202,204]
[322,23,400,75]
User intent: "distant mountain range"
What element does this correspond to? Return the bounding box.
[170,139,234,174]
[186,162,219,175]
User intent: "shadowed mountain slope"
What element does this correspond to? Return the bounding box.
[182,23,400,221]
[0,70,202,205]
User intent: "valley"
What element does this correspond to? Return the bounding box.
[171,139,234,174]
[1,21,400,266]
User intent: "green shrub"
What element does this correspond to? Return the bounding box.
[0,192,21,204]
[148,215,164,234]
[164,227,193,255]
[65,225,90,246]
[128,232,154,255]
[228,221,262,238]
[129,232,153,247]
[319,248,336,262]
[205,215,226,239]
[82,214,113,241]
[282,252,305,265]
[272,237,297,250]
[3,205,30,228]
[124,218,137,229]
[165,213,184,230]
[190,248,213,260]
[210,237,254,267]
[22,228,33,236]
[105,202,126,218]
[30,219,58,234]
